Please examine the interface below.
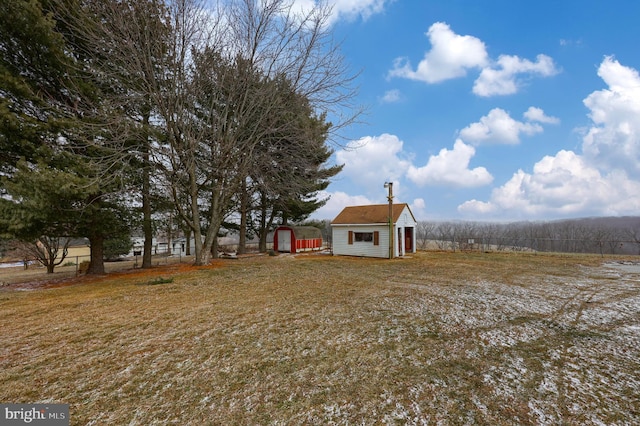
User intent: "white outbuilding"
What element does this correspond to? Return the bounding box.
[331,203,417,258]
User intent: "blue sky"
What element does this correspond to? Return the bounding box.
[301,0,640,222]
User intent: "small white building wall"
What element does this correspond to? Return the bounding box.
[332,205,417,258]
[395,206,417,257]
[332,225,389,258]
[129,237,196,257]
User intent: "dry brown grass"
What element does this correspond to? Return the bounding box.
[1,251,639,425]
[0,254,189,288]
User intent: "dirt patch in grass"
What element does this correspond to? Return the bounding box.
[1,251,639,425]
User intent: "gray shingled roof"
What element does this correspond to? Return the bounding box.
[288,226,322,239]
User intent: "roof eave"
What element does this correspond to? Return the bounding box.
[331,222,391,226]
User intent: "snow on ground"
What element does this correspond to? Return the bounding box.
[380,262,640,425]
[2,255,638,424]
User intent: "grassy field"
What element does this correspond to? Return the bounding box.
[1,251,639,425]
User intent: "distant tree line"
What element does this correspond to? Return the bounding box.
[0,0,356,273]
[416,217,640,256]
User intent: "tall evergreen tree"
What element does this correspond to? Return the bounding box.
[0,159,87,272]
[0,0,135,274]
[249,80,342,252]
[0,0,72,173]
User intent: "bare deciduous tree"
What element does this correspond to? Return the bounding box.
[64,0,359,265]
[11,237,71,274]
[416,221,435,250]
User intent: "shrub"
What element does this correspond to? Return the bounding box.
[78,261,90,273]
[147,277,174,285]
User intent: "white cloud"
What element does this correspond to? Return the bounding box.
[412,198,425,210]
[459,108,544,145]
[459,58,640,219]
[559,38,583,47]
[331,0,388,21]
[473,54,559,96]
[312,190,423,221]
[407,139,493,187]
[336,133,411,186]
[524,106,560,124]
[410,198,427,219]
[311,190,373,220]
[330,57,640,221]
[389,23,559,97]
[457,199,496,215]
[458,150,640,218]
[388,22,488,83]
[291,0,391,25]
[581,56,640,178]
[329,133,493,216]
[380,89,401,103]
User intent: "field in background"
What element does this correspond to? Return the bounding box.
[1,251,639,424]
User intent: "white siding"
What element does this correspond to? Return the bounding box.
[331,205,418,258]
[332,225,389,258]
[395,206,418,256]
[396,206,417,228]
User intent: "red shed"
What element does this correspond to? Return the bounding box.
[274,226,323,253]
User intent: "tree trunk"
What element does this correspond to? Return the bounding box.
[142,107,153,268]
[238,178,248,255]
[257,192,276,253]
[45,243,54,274]
[258,203,269,253]
[43,240,56,274]
[258,230,268,253]
[203,221,221,262]
[187,156,204,265]
[87,233,105,275]
[202,187,223,262]
[184,227,191,256]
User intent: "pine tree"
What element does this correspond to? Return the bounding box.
[0,0,134,274]
[248,79,342,252]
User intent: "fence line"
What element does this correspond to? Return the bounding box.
[417,237,640,256]
[0,252,181,276]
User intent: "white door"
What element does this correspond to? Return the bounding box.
[278,230,291,252]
